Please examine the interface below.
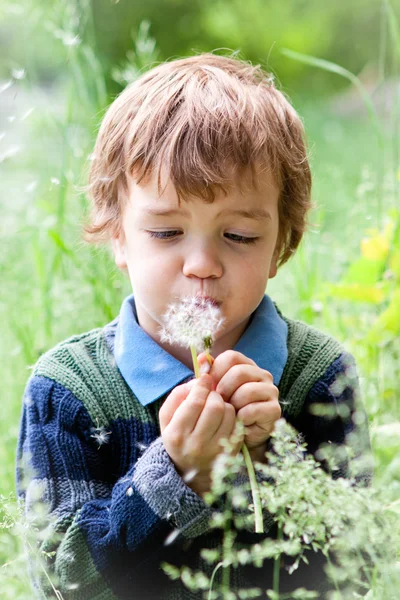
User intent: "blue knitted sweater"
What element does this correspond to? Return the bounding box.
[16,309,372,599]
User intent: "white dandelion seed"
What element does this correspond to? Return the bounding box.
[0,80,13,94]
[136,442,148,452]
[90,426,111,448]
[159,296,225,354]
[26,181,38,193]
[164,529,181,546]
[21,108,34,121]
[182,468,199,484]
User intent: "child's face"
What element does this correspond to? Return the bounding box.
[112,167,280,354]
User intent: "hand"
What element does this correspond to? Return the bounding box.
[198,350,281,456]
[159,374,243,496]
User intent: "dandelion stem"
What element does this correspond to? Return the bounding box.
[205,349,213,366]
[241,443,264,533]
[191,345,201,378]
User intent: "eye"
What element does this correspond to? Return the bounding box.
[225,233,259,245]
[147,230,181,240]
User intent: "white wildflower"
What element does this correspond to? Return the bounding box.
[12,68,25,80]
[159,296,225,353]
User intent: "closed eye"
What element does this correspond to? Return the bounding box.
[224,233,259,245]
[146,231,259,245]
[147,230,181,240]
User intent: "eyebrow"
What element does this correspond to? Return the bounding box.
[142,207,272,221]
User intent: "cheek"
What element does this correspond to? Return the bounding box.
[128,244,179,286]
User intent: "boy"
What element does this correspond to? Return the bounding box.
[17,53,372,599]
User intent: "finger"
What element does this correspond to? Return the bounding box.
[216,403,242,453]
[168,374,213,434]
[193,390,225,439]
[216,364,271,402]
[159,379,195,431]
[210,350,256,390]
[229,381,279,411]
[197,352,215,376]
[237,399,282,429]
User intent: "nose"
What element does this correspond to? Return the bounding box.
[182,239,223,280]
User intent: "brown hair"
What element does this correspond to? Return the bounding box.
[85,52,312,266]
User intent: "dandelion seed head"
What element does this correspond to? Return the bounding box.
[159,296,225,353]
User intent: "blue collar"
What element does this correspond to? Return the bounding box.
[114,294,288,406]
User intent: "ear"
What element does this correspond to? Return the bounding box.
[269,248,279,279]
[111,235,128,271]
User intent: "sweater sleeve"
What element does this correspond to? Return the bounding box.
[287,351,373,486]
[16,375,213,600]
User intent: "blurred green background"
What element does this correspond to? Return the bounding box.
[1,0,400,597]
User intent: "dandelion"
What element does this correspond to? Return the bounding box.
[159,295,225,376]
[159,296,264,533]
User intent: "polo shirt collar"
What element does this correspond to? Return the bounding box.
[114,294,288,406]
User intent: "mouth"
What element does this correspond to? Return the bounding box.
[194,295,221,308]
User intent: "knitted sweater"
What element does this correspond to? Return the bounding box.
[16,312,372,600]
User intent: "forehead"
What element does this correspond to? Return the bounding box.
[127,164,280,213]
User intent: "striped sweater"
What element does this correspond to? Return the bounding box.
[16,310,372,599]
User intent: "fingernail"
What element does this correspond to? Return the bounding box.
[199,361,210,375]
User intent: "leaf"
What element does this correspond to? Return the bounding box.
[341,256,384,286]
[361,234,390,262]
[280,48,382,145]
[365,289,400,343]
[389,248,400,279]
[327,283,386,304]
